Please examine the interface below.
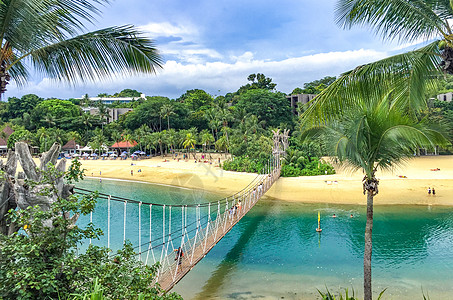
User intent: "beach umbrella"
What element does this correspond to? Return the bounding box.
[72,153,80,157]
[101,153,108,157]
[139,151,146,155]
[120,153,127,156]
[109,153,117,157]
[134,150,141,154]
[91,153,98,157]
[131,153,138,157]
[82,153,90,157]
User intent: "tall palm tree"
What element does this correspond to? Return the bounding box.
[122,132,133,155]
[0,0,162,97]
[160,104,176,130]
[183,133,197,159]
[111,130,122,156]
[166,128,177,157]
[200,130,214,155]
[302,91,448,300]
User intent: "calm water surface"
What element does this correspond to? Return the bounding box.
[77,179,453,299]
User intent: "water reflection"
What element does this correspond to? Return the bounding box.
[76,179,453,299]
[193,201,275,299]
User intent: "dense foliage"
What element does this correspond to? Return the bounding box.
[0,160,180,300]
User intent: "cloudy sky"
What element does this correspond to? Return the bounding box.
[7,0,418,100]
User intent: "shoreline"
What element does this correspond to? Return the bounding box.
[70,155,453,206]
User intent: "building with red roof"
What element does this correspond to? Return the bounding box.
[110,140,138,154]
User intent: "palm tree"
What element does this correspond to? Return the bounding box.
[217,107,234,144]
[96,101,109,129]
[152,131,165,157]
[111,130,122,156]
[183,133,197,159]
[0,0,162,97]
[90,128,106,156]
[160,104,176,130]
[200,130,215,155]
[305,0,453,126]
[166,129,177,157]
[302,91,448,300]
[135,125,149,151]
[122,132,133,155]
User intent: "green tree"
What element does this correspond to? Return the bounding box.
[302,91,448,300]
[7,94,43,119]
[0,160,180,299]
[177,89,213,111]
[242,73,277,91]
[182,132,197,158]
[32,99,81,128]
[113,89,142,98]
[7,129,32,148]
[236,89,293,128]
[0,0,162,97]
[301,76,336,94]
[160,104,176,130]
[200,129,214,154]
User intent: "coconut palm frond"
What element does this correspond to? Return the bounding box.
[301,41,441,127]
[28,25,162,84]
[335,0,450,43]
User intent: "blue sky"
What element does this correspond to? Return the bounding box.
[7,0,416,100]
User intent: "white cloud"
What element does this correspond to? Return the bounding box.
[6,48,388,99]
[139,22,197,38]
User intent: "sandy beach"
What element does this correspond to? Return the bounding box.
[72,155,453,206]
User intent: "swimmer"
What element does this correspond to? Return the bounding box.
[350,214,353,218]
[332,214,337,218]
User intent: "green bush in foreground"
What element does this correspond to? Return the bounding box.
[0,161,180,300]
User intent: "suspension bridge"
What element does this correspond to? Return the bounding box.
[74,130,289,292]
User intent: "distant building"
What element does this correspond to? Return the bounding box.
[83,107,133,123]
[78,94,146,105]
[437,92,453,102]
[62,139,80,155]
[110,140,138,153]
[0,125,14,154]
[286,94,316,115]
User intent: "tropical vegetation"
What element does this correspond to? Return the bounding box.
[299,0,453,299]
[0,160,180,299]
[0,0,162,97]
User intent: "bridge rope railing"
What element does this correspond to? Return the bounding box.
[73,152,283,291]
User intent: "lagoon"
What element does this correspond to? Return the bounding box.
[77,179,453,299]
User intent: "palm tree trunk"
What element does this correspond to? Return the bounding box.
[0,61,11,96]
[167,116,170,130]
[364,190,374,300]
[159,142,163,157]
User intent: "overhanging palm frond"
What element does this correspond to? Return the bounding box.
[301,41,442,127]
[26,25,163,84]
[0,0,106,52]
[335,0,450,43]
[302,91,450,177]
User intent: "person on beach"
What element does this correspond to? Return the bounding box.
[432,188,436,195]
[131,170,133,176]
[428,187,431,195]
[99,178,102,183]
[174,247,184,265]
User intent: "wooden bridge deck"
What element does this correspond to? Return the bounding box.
[157,168,280,292]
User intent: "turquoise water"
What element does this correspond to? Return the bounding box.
[77,179,453,299]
